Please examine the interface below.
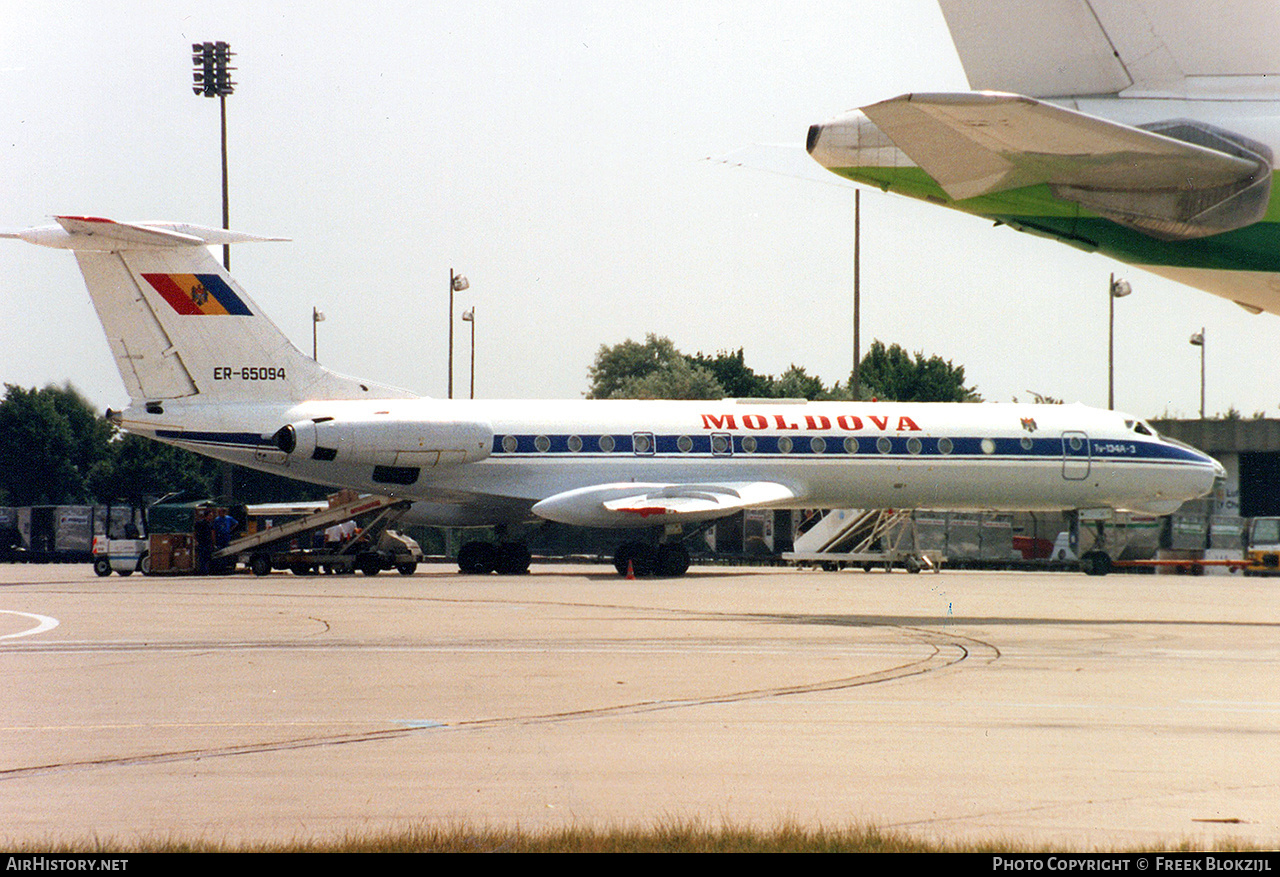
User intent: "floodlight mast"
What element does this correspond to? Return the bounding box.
[191,41,236,269]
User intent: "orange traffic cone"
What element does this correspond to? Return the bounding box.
[625,559,635,580]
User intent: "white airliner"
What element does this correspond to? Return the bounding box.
[807,0,1280,317]
[3,216,1221,576]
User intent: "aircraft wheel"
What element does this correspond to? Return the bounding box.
[93,557,112,577]
[458,540,498,574]
[1080,550,1112,576]
[614,541,654,577]
[496,542,531,575]
[249,553,272,577]
[655,543,690,577]
[613,544,634,576]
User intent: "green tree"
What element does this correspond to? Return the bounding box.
[773,365,827,401]
[587,336,980,404]
[855,341,981,402]
[87,433,219,506]
[587,335,686,399]
[588,335,725,400]
[610,357,725,400]
[686,348,773,398]
[0,384,109,505]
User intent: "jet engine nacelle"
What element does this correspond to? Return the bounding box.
[273,416,492,468]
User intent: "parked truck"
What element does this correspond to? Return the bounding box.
[1244,517,1280,575]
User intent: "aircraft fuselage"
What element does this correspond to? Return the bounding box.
[119,396,1221,527]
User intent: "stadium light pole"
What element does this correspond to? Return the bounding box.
[1107,273,1132,410]
[448,270,469,398]
[312,307,325,361]
[851,189,860,401]
[192,41,236,269]
[461,307,476,398]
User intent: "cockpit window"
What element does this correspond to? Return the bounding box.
[1131,420,1153,436]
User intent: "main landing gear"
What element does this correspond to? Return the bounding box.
[456,540,532,575]
[613,541,690,578]
[1077,514,1113,577]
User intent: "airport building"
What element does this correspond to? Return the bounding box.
[1151,417,1280,519]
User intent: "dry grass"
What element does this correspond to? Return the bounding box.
[8,821,1266,854]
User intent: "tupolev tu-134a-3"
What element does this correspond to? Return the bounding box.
[3,216,1221,576]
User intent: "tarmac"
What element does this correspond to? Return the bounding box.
[1,560,1278,849]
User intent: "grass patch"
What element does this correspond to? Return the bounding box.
[8,821,1267,854]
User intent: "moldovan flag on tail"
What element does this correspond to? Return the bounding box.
[143,273,252,316]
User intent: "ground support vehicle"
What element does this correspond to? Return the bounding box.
[91,535,149,576]
[1243,517,1280,576]
[782,509,943,573]
[214,494,422,576]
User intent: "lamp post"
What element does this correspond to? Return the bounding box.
[851,188,861,400]
[1107,273,1132,410]
[312,307,325,361]
[191,41,236,269]
[461,307,476,399]
[448,269,469,398]
[1189,328,1206,419]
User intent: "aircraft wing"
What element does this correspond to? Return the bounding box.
[861,91,1272,239]
[938,0,1280,98]
[863,92,1260,202]
[531,481,799,528]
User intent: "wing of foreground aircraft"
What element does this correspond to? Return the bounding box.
[4,215,1222,577]
[807,0,1280,315]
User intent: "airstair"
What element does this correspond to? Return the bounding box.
[782,508,941,572]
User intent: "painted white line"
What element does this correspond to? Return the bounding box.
[0,611,60,640]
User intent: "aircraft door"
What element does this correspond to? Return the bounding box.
[1061,431,1090,480]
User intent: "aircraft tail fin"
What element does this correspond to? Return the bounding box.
[4,216,416,405]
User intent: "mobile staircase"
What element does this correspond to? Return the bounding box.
[782,508,941,573]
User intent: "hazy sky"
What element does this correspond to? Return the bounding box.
[1,0,1276,420]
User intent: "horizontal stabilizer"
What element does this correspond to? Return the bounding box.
[863,92,1272,239]
[0,216,287,251]
[532,481,799,528]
